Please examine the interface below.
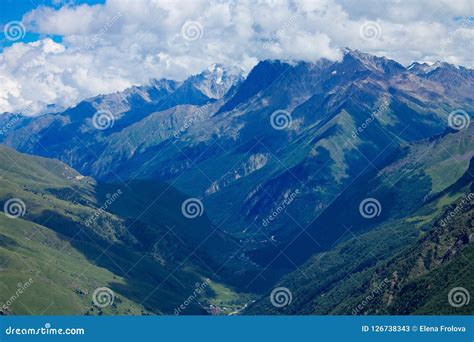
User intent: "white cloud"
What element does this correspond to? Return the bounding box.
[0,0,472,115]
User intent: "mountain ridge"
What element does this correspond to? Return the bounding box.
[1,49,472,298]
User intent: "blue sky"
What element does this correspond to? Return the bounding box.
[0,0,472,115]
[0,0,103,49]
[0,0,103,21]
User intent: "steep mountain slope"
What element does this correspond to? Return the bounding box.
[247,128,473,315]
[370,196,473,315]
[0,65,242,177]
[252,125,473,270]
[1,50,472,293]
[0,214,149,315]
[2,52,471,255]
[0,145,251,314]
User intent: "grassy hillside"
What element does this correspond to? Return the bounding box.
[0,145,250,315]
[0,214,148,315]
[247,128,473,315]
[247,171,473,315]
[362,165,473,315]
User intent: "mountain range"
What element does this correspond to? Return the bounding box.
[0,49,472,314]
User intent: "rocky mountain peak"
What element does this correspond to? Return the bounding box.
[186,63,245,100]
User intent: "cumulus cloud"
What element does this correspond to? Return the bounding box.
[0,0,472,115]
